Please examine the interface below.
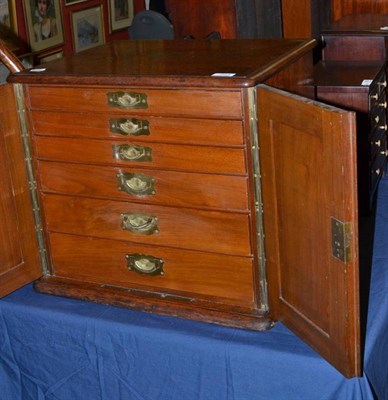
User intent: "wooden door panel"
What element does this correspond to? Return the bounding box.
[0,84,42,296]
[257,85,360,377]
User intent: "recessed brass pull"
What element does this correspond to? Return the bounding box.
[121,212,159,235]
[113,144,152,162]
[117,172,155,196]
[107,91,148,109]
[126,253,164,275]
[109,118,150,136]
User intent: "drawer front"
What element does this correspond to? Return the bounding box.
[38,161,249,212]
[34,136,246,175]
[48,233,255,307]
[370,125,387,160]
[27,87,243,119]
[370,106,386,135]
[43,194,252,256]
[31,111,244,146]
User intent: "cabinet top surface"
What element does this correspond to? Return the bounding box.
[313,60,385,88]
[9,39,315,88]
[322,13,388,35]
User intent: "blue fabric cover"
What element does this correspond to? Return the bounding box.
[1,178,388,399]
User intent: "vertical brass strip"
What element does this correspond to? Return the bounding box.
[248,87,268,311]
[13,83,49,274]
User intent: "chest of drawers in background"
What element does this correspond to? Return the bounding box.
[314,61,387,212]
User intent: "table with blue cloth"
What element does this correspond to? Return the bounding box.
[1,177,388,400]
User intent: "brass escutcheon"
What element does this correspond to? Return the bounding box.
[109,118,150,136]
[117,171,155,196]
[107,91,148,109]
[125,253,164,275]
[121,212,159,235]
[113,144,152,162]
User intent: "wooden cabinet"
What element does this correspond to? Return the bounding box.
[321,14,388,61]
[0,39,361,377]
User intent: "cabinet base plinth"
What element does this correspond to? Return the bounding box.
[34,277,273,331]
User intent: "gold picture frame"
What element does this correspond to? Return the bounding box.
[0,0,17,36]
[109,0,134,32]
[71,5,105,53]
[23,0,64,52]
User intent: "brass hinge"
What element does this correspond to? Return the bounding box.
[331,217,352,263]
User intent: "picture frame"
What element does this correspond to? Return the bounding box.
[109,0,134,32]
[38,49,63,63]
[23,0,64,52]
[64,0,87,5]
[71,5,105,53]
[0,0,17,36]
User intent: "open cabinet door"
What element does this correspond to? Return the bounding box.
[0,83,42,297]
[258,85,360,377]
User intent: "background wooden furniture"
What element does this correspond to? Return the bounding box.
[314,61,387,212]
[165,0,282,39]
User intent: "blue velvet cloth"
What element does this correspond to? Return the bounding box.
[1,178,388,399]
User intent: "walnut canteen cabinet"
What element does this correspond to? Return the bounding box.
[0,38,364,378]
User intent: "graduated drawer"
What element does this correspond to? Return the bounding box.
[43,194,252,256]
[38,161,249,212]
[48,233,255,307]
[31,111,244,146]
[370,140,387,193]
[369,87,386,111]
[370,106,386,135]
[370,126,387,160]
[34,136,246,175]
[27,86,243,119]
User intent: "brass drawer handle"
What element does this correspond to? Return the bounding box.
[375,168,381,175]
[113,144,152,162]
[378,80,387,88]
[121,212,159,235]
[379,124,388,131]
[109,118,150,136]
[375,140,381,147]
[107,91,148,109]
[126,253,164,275]
[379,101,387,108]
[117,172,155,196]
[375,116,380,123]
[371,93,379,100]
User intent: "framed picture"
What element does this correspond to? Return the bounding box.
[64,0,87,5]
[0,0,17,35]
[39,49,63,63]
[23,0,64,52]
[109,0,134,32]
[72,6,105,53]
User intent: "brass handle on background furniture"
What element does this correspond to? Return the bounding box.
[121,212,159,235]
[125,253,164,275]
[379,101,387,108]
[117,172,155,196]
[109,118,150,136]
[107,91,148,109]
[113,144,152,162]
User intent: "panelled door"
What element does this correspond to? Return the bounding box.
[257,85,360,377]
[0,83,42,297]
